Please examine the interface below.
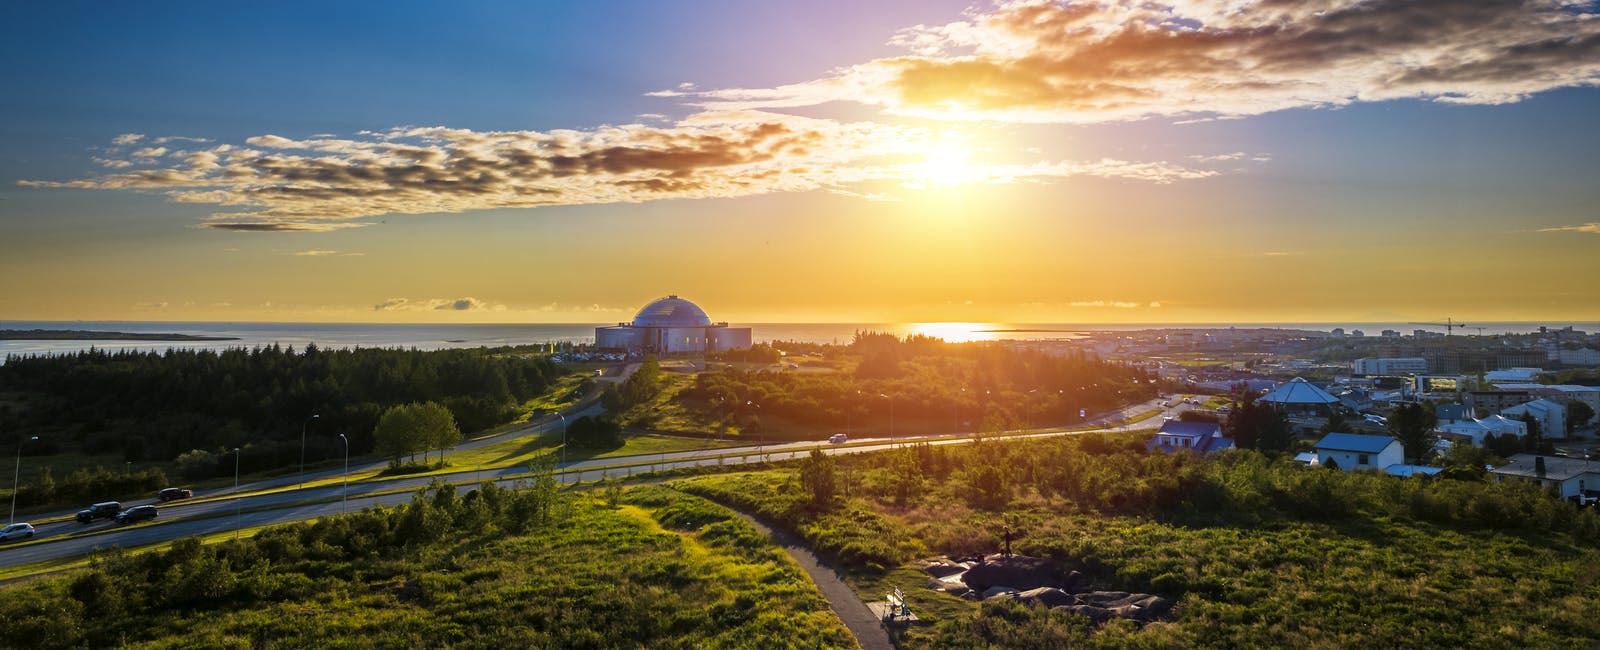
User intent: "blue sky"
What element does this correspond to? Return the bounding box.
[2,0,1597,323]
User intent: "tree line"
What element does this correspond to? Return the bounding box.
[0,345,565,479]
[676,332,1154,435]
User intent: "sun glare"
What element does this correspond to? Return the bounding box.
[906,322,1001,343]
[909,141,980,187]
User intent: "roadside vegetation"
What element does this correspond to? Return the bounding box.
[1,345,576,512]
[674,432,1600,648]
[0,477,853,649]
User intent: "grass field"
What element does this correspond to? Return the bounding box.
[0,484,856,648]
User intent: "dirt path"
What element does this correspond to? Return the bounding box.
[725,510,894,650]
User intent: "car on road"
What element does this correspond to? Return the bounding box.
[828,434,848,444]
[76,501,122,523]
[159,487,194,501]
[115,505,158,524]
[0,523,35,541]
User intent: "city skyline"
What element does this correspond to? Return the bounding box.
[3,1,1598,325]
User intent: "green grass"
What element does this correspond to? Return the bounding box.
[672,436,1600,649]
[0,485,855,648]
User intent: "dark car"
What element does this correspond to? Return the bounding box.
[159,487,194,501]
[76,501,122,523]
[115,505,158,524]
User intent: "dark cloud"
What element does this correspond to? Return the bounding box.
[683,0,1600,122]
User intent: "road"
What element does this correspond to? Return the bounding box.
[0,393,1186,571]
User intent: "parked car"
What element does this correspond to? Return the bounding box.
[0,522,35,541]
[159,487,194,501]
[115,505,158,524]
[828,433,848,444]
[76,501,122,524]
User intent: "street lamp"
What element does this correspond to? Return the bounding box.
[233,447,242,540]
[11,435,38,525]
[298,413,320,489]
[558,412,567,466]
[338,433,349,514]
[879,393,894,446]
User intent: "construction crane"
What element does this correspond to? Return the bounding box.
[1409,318,1467,336]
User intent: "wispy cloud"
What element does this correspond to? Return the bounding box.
[669,0,1600,123]
[1538,222,1600,235]
[111,133,144,146]
[373,296,500,312]
[25,111,1217,231]
[1069,300,1144,309]
[291,249,339,256]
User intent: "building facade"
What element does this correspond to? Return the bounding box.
[1351,357,1428,375]
[595,295,753,354]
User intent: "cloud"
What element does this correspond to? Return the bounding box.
[200,221,372,232]
[1538,222,1600,235]
[675,0,1600,123]
[291,249,339,256]
[1069,300,1143,308]
[27,112,1217,229]
[112,133,144,146]
[374,296,495,311]
[434,297,486,311]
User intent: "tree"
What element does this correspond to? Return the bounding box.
[1319,411,1350,436]
[799,449,838,507]
[1567,400,1595,435]
[415,401,462,462]
[1226,393,1293,452]
[567,415,623,450]
[373,402,458,466]
[1389,401,1437,463]
[1520,413,1543,452]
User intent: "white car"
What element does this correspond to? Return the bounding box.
[0,522,35,541]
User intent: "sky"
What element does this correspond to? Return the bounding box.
[2,0,1598,325]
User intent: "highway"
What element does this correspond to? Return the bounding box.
[0,394,1189,572]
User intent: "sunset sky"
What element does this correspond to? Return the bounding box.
[3,0,1598,325]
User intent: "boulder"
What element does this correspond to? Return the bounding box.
[1133,595,1175,617]
[1062,570,1089,592]
[960,589,981,600]
[924,563,966,579]
[981,586,1019,599]
[1014,587,1077,609]
[1077,590,1130,605]
[945,587,972,599]
[961,554,1061,592]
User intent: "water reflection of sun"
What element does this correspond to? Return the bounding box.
[905,322,1001,343]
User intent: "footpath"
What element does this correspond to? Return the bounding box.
[723,509,893,650]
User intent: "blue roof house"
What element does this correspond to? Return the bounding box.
[1148,420,1233,456]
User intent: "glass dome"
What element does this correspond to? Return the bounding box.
[632,295,713,327]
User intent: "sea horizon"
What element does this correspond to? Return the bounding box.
[4,319,1596,359]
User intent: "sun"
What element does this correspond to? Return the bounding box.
[910,141,979,187]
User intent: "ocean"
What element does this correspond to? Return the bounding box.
[1,320,1594,359]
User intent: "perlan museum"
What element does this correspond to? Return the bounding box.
[595,295,752,354]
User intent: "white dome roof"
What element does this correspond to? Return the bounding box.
[632,295,712,327]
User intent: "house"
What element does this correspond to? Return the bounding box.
[1313,433,1404,471]
[1437,414,1527,446]
[1385,464,1443,478]
[1490,454,1600,500]
[1147,420,1233,456]
[1501,398,1567,439]
[1494,384,1598,426]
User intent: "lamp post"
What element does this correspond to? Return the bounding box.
[11,435,38,525]
[233,447,242,540]
[298,413,319,489]
[558,412,567,466]
[879,393,894,447]
[338,433,349,515]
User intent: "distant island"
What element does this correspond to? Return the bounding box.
[0,329,238,341]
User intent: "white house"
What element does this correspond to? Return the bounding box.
[1313,433,1405,471]
[1437,415,1527,446]
[1490,454,1600,500]
[1502,399,1567,439]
